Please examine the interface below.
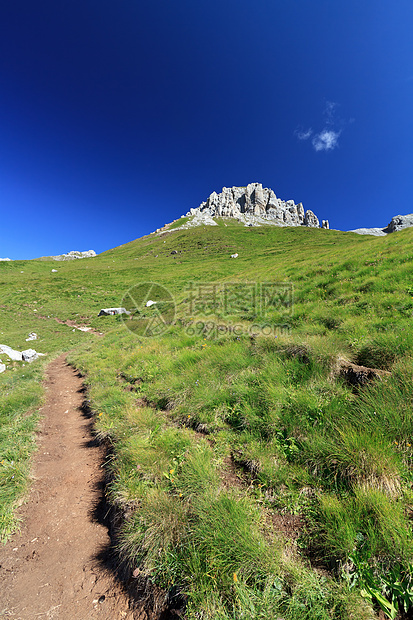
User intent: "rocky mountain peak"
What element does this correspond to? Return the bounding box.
[185,183,329,229]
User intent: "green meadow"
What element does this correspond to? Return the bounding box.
[2,219,413,618]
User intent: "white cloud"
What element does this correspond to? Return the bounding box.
[312,129,341,152]
[295,100,345,153]
[324,101,338,125]
[295,128,313,141]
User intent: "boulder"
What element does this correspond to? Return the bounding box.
[0,345,22,361]
[22,349,39,363]
[98,308,131,316]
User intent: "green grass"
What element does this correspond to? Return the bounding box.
[2,222,413,617]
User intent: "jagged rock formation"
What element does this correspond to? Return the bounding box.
[51,250,97,261]
[351,214,413,236]
[384,214,413,233]
[184,183,329,229]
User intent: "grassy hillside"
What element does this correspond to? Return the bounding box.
[2,220,413,618]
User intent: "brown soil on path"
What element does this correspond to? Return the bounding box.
[0,355,133,620]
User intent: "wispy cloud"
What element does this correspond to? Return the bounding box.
[312,129,341,152]
[295,128,313,141]
[295,101,346,153]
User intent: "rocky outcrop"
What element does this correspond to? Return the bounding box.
[349,227,387,237]
[51,250,97,261]
[183,183,327,229]
[351,214,413,236]
[384,214,413,233]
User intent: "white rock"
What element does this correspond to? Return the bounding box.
[231,253,239,258]
[51,269,58,272]
[98,307,131,316]
[178,184,324,231]
[0,363,5,373]
[26,332,38,341]
[146,300,157,307]
[22,349,38,363]
[50,250,97,261]
[350,227,387,237]
[0,345,22,361]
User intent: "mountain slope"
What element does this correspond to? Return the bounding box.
[1,223,413,618]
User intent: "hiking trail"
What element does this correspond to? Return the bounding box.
[0,354,133,619]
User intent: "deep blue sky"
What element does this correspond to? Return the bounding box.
[1,1,412,258]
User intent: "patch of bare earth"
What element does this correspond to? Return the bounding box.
[0,355,132,619]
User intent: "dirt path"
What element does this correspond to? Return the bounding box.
[0,355,133,620]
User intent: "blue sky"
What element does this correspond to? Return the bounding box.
[1,1,412,258]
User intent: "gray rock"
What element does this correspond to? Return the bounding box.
[304,210,320,228]
[181,183,325,230]
[384,214,413,233]
[0,345,22,361]
[350,227,387,237]
[22,349,38,363]
[322,220,329,229]
[98,307,131,316]
[50,250,97,261]
[351,213,413,236]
